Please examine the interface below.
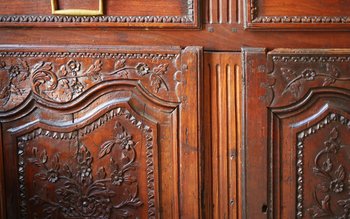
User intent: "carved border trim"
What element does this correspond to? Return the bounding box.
[17,107,156,218]
[0,0,194,24]
[0,51,177,60]
[296,113,350,218]
[271,56,350,63]
[249,0,350,24]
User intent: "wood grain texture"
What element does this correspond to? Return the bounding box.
[246,0,350,29]
[203,52,241,219]
[0,45,202,219]
[0,0,198,28]
[244,48,350,219]
[204,0,240,23]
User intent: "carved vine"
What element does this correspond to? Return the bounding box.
[297,113,350,218]
[17,107,156,218]
[262,61,350,106]
[280,63,350,99]
[0,55,173,107]
[307,127,350,218]
[31,59,103,102]
[107,60,170,93]
[0,59,30,106]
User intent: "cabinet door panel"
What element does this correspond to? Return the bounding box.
[244,48,350,219]
[0,45,201,219]
[246,0,350,29]
[0,0,198,28]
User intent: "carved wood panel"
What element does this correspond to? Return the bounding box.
[246,0,350,29]
[0,0,198,28]
[0,45,202,219]
[244,49,350,219]
[203,52,241,219]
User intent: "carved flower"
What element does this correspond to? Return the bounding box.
[330,179,344,193]
[135,63,150,76]
[72,81,84,94]
[47,169,59,183]
[301,69,316,81]
[111,170,124,186]
[322,158,333,172]
[9,65,20,78]
[111,170,136,186]
[116,131,135,150]
[67,60,81,73]
[79,164,92,179]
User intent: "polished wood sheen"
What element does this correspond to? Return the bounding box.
[1,0,350,218]
[203,52,242,219]
[244,49,350,219]
[0,45,201,219]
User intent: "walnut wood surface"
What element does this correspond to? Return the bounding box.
[0,45,201,219]
[1,0,350,219]
[203,52,242,219]
[244,48,350,219]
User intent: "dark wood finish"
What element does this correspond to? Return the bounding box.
[203,52,242,219]
[0,0,198,28]
[2,0,350,218]
[0,45,201,218]
[244,48,350,219]
[246,0,350,29]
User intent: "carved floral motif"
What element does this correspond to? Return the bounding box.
[297,113,350,218]
[27,123,142,218]
[0,55,174,108]
[31,59,103,102]
[17,107,156,218]
[280,63,350,99]
[0,59,30,106]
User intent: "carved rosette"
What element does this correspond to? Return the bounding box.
[297,113,350,218]
[17,107,156,218]
[0,51,182,111]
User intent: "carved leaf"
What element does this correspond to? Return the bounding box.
[99,140,116,159]
[114,59,126,70]
[97,167,107,179]
[40,150,48,164]
[322,158,333,172]
[321,195,331,212]
[335,165,345,181]
[152,63,168,75]
[85,59,102,80]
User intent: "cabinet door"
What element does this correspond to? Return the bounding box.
[244,48,350,218]
[0,45,201,219]
[246,0,350,29]
[0,0,198,28]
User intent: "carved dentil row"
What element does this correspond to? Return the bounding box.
[17,107,156,218]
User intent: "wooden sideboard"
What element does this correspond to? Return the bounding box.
[1,0,350,218]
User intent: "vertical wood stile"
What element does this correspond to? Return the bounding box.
[203,52,241,219]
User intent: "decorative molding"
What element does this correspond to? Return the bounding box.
[0,50,180,110]
[0,51,177,60]
[262,54,350,106]
[249,0,350,24]
[296,113,350,218]
[17,107,156,218]
[0,0,194,25]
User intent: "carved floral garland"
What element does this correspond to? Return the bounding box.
[0,58,170,106]
[17,107,156,218]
